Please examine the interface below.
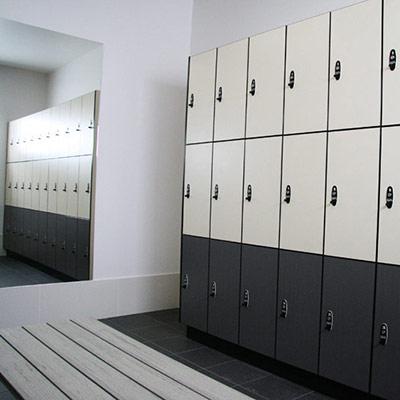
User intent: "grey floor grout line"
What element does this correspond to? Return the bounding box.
[291,390,315,400]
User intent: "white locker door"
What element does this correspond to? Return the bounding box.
[378,127,400,264]
[325,129,379,261]
[214,39,248,141]
[10,164,17,207]
[23,162,32,209]
[329,0,381,130]
[48,159,58,214]
[7,121,16,162]
[186,50,216,144]
[14,120,22,162]
[39,109,51,160]
[284,13,330,134]
[280,133,326,254]
[66,157,79,218]
[247,27,285,137]
[383,0,400,125]
[31,161,40,211]
[5,164,12,206]
[56,158,68,215]
[20,118,28,162]
[58,102,71,158]
[39,160,49,213]
[242,137,282,247]
[17,163,24,208]
[78,155,92,219]
[210,141,244,242]
[80,92,95,155]
[183,144,212,237]
[70,97,82,156]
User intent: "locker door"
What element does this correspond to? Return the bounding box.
[7,121,16,162]
[47,107,58,159]
[56,214,67,275]
[180,235,209,331]
[325,129,379,261]
[16,207,24,254]
[23,208,32,258]
[47,159,58,214]
[31,161,40,211]
[17,163,24,209]
[38,211,48,266]
[186,50,216,144]
[70,97,82,156]
[30,210,39,262]
[284,13,330,134]
[78,155,92,219]
[3,206,11,251]
[371,264,400,400]
[210,141,244,243]
[47,213,57,270]
[23,162,32,210]
[208,240,241,343]
[183,144,212,237]
[80,92,95,155]
[39,160,49,213]
[320,257,375,392]
[276,251,322,373]
[242,137,281,247]
[329,0,381,130]
[379,128,400,265]
[280,133,326,254]
[56,158,68,216]
[59,101,71,157]
[214,39,248,141]
[9,207,17,253]
[76,218,90,280]
[66,157,79,218]
[66,217,78,279]
[246,27,285,137]
[239,245,278,357]
[52,105,63,158]
[9,164,17,207]
[14,120,22,162]
[5,164,12,206]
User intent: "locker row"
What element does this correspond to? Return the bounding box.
[7,91,96,162]
[183,127,400,265]
[186,0,400,143]
[181,237,398,400]
[3,206,90,280]
[5,156,92,220]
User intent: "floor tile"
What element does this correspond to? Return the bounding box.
[178,347,233,368]
[101,313,160,329]
[0,391,17,400]
[131,323,184,341]
[0,380,7,393]
[296,392,336,400]
[150,335,204,354]
[146,309,179,323]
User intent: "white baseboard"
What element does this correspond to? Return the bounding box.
[0,272,180,329]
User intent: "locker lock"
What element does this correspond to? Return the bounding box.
[184,184,191,199]
[44,183,48,191]
[53,183,57,192]
[249,79,256,96]
[89,119,94,129]
[284,185,291,204]
[7,182,11,189]
[288,71,295,89]
[72,244,77,254]
[63,183,67,192]
[182,274,189,289]
[212,184,219,200]
[325,310,334,331]
[379,323,389,345]
[76,124,81,132]
[188,93,194,108]
[210,281,217,297]
[242,289,250,307]
[386,186,394,209]
[14,183,18,190]
[84,246,89,258]
[42,234,47,244]
[334,60,341,80]
[216,87,223,102]
[34,233,39,242]
[28,183,32,190]
[389,49,396,71]
[245,184,252,202]
[73,183,78,193]
[85,183,90,194]
[280,299,288,318]
[61,240,66,250]
[51,239,56,248]
[330,185,338,206]
[21,182,25,190]
[35,183,40,191]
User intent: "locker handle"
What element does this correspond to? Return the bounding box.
[89,120,94,129]
[84,246,89,258]
[245,184,252,202]
[288,71,295,89]
[34,233,39,241]
[14,183,18,189]
[379,323,389,345]
[42,235,47,244]
[330,185,338,206]
[212,184,219,200]
[28,183,32,190]
[63,183,67,192]
[389,49,396,71]
[53,183,57,192]
[280,299,288,318]
[44,183,48,191]
[188,93,194,108]
[51,239,56,247]
[184,183,191,199]
[325,310,334,331]
[85,183,90,194]
[7,182,11,189]
[216,87,223,102]
[72,244,77,254]
[21,182,25,190]
[73,183,78,193]
[242,289,250,307]
[65,128,70,134]
[182,274,189,289]
[61,240,66,250]
[210,281,217,297]
[284,185,291,204]
[386,186,394,209]
[334,60,341,80]
[249,79,256,96]
[35,183,40,191]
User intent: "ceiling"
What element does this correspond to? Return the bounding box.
[0,18,101,73]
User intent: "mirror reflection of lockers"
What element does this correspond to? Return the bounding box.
[3,91,99,280]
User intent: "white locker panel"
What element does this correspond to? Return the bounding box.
[378,127,400,264]
[7,121,16,162]
[210,141,244,242]
[247,28,286,137]
[39,160,49,212]
[5,164,12,206]
[214,39,248,141]
[284,13,330,134]
[48,159,58,214]
[17,163,24,208]
[242,137,282,247]
[19,118,28,162]
[31,161,41,211]
[70,98,82,156]
[329,0,381,130]
[66,157,79,218]
[325,129,379,261]
[280,133,327,254]
[183,144,213,237]
[10,164,18,207]
[186,50,216,144]
[39,109,51,160]
[23,162,32,209]
[56,158,69,215]
[78,155,92,219]
[80,92,95,155]
[383,0,400,125]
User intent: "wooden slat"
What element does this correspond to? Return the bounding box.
[73,319,255,400]
[0,337,68,400]
[25,324,162,400]
[0,328,113,400]
[50,321,208,400]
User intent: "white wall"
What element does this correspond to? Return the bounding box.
[191,0,366,54]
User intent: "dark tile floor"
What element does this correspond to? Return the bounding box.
[101,309,336,400]
[0,256,61,288]
[0,379,18,400]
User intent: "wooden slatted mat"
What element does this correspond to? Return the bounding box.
[0,320,255,400]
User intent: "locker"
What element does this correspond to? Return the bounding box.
[242,137,281,247]
[239,245,278,357]
[9,164,17,207]
[186,50,216,144]
[23,162,32,210]
[47,108,58,158]
[46,213,57,270]
[56,158,69,215]
[208,239,241,343]
[325,129,379,261]
[78,155,92,219]
[3,206,12,250]
[69,97,82,156]
[37,211,48,266]
[14,120,23,162]
[59,102,71,157]
[180,235,209,331]
[39,160,49,213]
[30,210,39,262]
[276,251,322,373]
[329,0,381,130]
[5,164,12,206]
[378,127,400,265]
[246,27,285,137]
[16,163,24,209]
[76,218,90,280]
[47,159,58,214]
[31,161,41,211]
[22,209,32,258]
[214,39,248,141]
[280,133,326,254]
[319,257,375,392]
[80,92,95,155]
[182,143,212,237]
[66,157,79,218]
[56,215,67,275]
[66,217,78,279]
[7,121,16,162]
[15,207,24,254]
[284,13,330,134]
[210,141,244,243]
[371,264,400,400]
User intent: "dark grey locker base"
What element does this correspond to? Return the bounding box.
[180,235,209,331]
[239,245,278,357]
[319,256,375,393]
[371,264,400,400]
[276,250,322,374]
[76,219,90,280]
[208,239,241,344]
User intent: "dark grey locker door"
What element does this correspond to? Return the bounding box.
[23,208,32,258]
[239,245,278,357]
[30,210,39,262]
[180,235,209,331]
[3,206,11,250]
[76,219,90,280]
[276,250,322,373]
[66,217,77,279]
[10,207,19,253]
[208,239,241,343]
[319,256,375,392]
[371,264,400,400]
[16,207,24,254]
[38,211,48,266]
[56,215,67,275]
[46,213,57,270]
